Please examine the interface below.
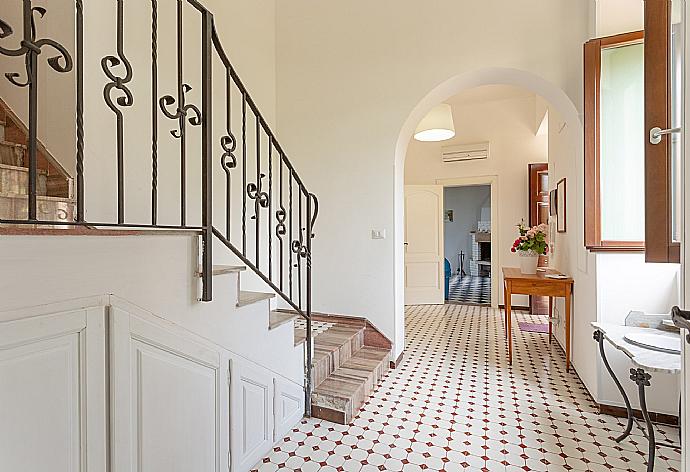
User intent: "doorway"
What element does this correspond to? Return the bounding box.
[403,175,499,307]
[443,185,491,305]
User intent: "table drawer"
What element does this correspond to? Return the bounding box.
[509,280,566,297]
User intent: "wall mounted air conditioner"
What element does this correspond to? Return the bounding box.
[441,142,490,163]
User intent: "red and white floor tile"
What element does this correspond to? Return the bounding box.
[253,304,682,471]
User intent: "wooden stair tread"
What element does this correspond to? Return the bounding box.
[196,265,245,277]
[269,310,299,330]
[237,290,275,307]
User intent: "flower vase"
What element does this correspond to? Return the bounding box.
[518,251,539,274]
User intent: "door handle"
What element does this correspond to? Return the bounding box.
[650,126,681,145]
[671,306,690,344]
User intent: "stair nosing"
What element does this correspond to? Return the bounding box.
[237,290,275,308]
[269,310,299,330]
[196,265,246,277]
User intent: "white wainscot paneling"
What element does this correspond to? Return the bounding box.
[231,359,275,472]
[109,306,230,472]
[273,376,305,441]
[0,307,107,472]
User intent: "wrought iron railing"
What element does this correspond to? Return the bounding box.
[0,0,317,414]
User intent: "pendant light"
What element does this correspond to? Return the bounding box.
[414,103,456,142]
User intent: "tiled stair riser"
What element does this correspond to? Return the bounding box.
[0,164,47,196]
[0,194,74,223]
[0,142,24,167]
[311,346,390,424]
[312,325,364,388]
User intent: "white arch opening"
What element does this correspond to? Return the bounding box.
[392,67,583,357]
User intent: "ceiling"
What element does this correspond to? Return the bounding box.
[444,84,536,108]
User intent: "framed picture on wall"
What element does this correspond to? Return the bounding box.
[444,210,454,222]
[549,189,557,217]
[557,178,566,233]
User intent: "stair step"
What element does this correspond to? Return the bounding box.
[293,328,307,346]
[0,163,47,196]
[196,265,245,277]
[312,346,391,424]
[269,310,300,330]
[237,290,274,308]
[0,141,25,167]
[0,193,74,223]
[312,324,365,388]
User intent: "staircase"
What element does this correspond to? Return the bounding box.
[0,0,393,424]
[289,311,392,424]
[0,101,75,226]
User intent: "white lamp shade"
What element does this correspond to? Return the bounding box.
[414,103,455,142]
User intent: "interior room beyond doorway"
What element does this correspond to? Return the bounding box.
[444,185,491,305]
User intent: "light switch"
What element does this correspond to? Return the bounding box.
[371,229,386,240]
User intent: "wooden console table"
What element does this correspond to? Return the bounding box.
[502,267,574,370]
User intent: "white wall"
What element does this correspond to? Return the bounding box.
[275,0,590,358]
[406,93,548,306]
[80,0,277,225]
[0,233,303,385]
[546,107,599,396]
[442,186,490,274]
[547,0,683,412]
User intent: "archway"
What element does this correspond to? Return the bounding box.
[393,67,583,351]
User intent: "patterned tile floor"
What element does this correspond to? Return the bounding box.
[254,304,682,471]
[448,276,491,305]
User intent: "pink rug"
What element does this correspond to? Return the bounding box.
[518,322,549,333]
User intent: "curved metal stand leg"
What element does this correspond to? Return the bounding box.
[631,368,655,472]
[594,330,633,442]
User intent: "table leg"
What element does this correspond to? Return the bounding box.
[504,282,508,339]
[594,330,633,442]
[548,297,553,344]
[565,286,572,372]
[631,368,655,472]
[506,283,512,365]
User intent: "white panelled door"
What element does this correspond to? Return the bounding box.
[0,307,107,472]
[109,306,229,472]
[404,185,445,305]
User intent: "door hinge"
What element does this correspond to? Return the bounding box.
[227,451,232,471]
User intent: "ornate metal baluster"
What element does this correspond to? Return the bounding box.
[0,0,73,220]
[288,172,293,299]
[276,155,286,291]
[159,83,201,224]
[150,0,158,225]
[242,92,247,255]
[153,0,203,226]
[200,9,213,302]
[290,189,310,310]
[305,190,313,415]
[75,0,84,221]
[220,72,236,239]
[297,188,303,308]
[268,138,273,280]
[254,116,261,266]
[247,128,269,267]
[102,0,133,224]
[177,0,184,225]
